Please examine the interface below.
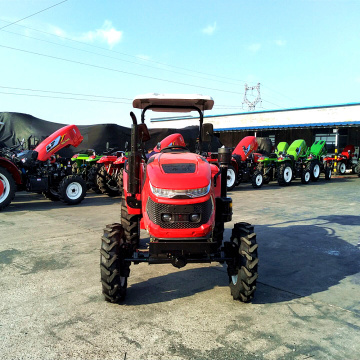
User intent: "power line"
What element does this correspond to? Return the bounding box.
[0,0,69,30]
[0,44,244,95]
[1,28,244,88]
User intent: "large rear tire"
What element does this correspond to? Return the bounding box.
[100,223,130,303]
[58,175,87,205]
[0,167,16,211]
[226,165,237,191]
[227,222,258,302]
[97,166,120,197]
[325,164,332,180]
[87,164,102,193]
[277,162,292,186]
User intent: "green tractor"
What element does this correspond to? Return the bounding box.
[305,140,332,181]
[276,139,312,186]
[252,141,289,188]
[71,149,102,193]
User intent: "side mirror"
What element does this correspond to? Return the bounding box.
[202,123,213,143]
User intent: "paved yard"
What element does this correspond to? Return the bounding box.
[0,174,359,359]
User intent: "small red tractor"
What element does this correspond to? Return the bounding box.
[323,145,358,175]
[0,124,87,211]
[100,94,258,303]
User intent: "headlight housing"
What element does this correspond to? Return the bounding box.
[149,182,210,198]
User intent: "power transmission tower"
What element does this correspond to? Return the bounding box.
[242,83,262,111]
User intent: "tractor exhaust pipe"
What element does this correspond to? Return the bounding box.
[218,146,231,198]
[128,112,141,196]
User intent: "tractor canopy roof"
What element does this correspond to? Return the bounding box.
[276,142,289,154]
[133,93,214,113]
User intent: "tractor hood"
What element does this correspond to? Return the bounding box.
[232,136,258,161]
[146,152,211,190]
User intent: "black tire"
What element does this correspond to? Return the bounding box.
[337,161,346,175]
[42,188,60,201]
[117,168,124,194]
[325,165,332,180]
[277,162,292,186]
[226,165,237,191]
[100,223,131,303]
[251,170,263,189]
[87,164,102,193]
[226,222,258,302]
[0,167,16,211]
[97,166,120,197]
[301,169,311,184]
[355,161,360,177]
[58,175,87,205]
[121,193,140,251]
[307,159,321,182]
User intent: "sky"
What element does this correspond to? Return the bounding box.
[0,0,360,128]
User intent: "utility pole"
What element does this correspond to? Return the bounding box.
[242,83,262,111]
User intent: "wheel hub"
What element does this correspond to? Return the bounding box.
[0,179,4,196]
[313,164,320,178]
[227,168,236,187]
[305,172,310,182]
[66,182,82,200]
[256,174,262,186]
[0,174,10,201]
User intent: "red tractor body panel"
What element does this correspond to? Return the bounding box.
[152,133,186,152]
[233,136,258,161]
[34,125,83,161]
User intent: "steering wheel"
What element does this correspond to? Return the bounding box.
[160,145,190,153]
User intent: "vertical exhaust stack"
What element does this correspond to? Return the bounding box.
[128,112,141,196]
[218,147,231,198]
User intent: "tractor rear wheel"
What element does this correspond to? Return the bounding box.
[226,165,237,191]
[87,164,102,193]
[117,168,124,194]
[121,194,140,251]
[100,223,131,303]
[227,222,258,302]
[277,162,292,186]
[301,169,311,184]
[58,175,87,205]
[0,167,16,211]
[251,170,263,188]
[307,159,321,181]
[97,166,120,197]
[337,161,346,175]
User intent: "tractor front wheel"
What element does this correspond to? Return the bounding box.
[87,164,102,193]
[58,175,87,205]
[0,167,16,211]
[337,161,346,175]
[251,170,263,189]
[121,194,140,251]
[277,163,292,186]
[308,159,321,181]
[226,165,237,191]
[301,169,311,184]
[227,222,258,302]
[325,165,332,180]
[100,223,130,303]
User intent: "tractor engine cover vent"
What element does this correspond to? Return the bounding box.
[161,163,196,174]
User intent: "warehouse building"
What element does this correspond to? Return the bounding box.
[149,102,360,153]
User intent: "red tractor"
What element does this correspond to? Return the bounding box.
[323,145,358,175]
[0,124,87,211]
[100,94,258,303]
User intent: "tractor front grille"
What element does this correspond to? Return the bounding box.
[146,197,213,229]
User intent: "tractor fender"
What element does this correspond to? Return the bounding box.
[97,155,118,164]
[0,158,22,184]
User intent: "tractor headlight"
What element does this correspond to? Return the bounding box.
[149,182,210,198]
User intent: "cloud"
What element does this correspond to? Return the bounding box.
[79,20,122,48]
[275,39,287,47]
[248,43,261,53]
[202,22,217,35]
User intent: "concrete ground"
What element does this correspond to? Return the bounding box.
[0,174,359,360]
